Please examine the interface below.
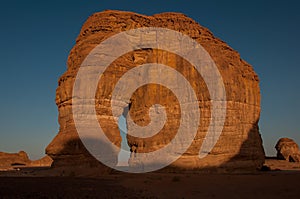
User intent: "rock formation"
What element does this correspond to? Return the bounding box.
[46,10,265,172]
[0,151,30,168]
[29,155,53,167]
[275,138,300,162]
[0,151,53,170]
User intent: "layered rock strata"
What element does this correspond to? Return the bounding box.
[46,10,265,171]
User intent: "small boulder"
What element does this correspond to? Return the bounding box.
[275,138,300,162]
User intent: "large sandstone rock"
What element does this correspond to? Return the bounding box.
[46,10,265,172]
[275,138,300,162]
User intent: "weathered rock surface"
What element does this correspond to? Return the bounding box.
[46,10,265,171]
[275,138,300,162]
[0,151,53,170]
[0,151,30,168]
[29,155,53,167]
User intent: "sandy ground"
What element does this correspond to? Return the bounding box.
[0,171,300,198]
[1,159,300,199]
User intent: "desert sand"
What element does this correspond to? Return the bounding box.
[0,160,300,199]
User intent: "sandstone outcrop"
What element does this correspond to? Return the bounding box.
[0,151,53,170]
[29,155,53,167]
[46,10,265,172]
[0,151,30,168]
[275,138,300,162]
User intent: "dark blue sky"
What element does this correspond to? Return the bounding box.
[0,0,299,159]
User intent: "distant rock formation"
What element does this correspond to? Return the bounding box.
[0,151,52,170]
[0,151,30,168]
[275,138,300,162]
[46,10,265,172]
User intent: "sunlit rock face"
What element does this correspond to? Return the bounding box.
[0,151,30,168]
[0,151,52,169]
[276,138,300,162]
[46,10,265,172]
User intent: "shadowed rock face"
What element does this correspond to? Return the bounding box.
[46,10,265,172]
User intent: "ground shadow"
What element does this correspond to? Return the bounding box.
[47,117,265,176]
